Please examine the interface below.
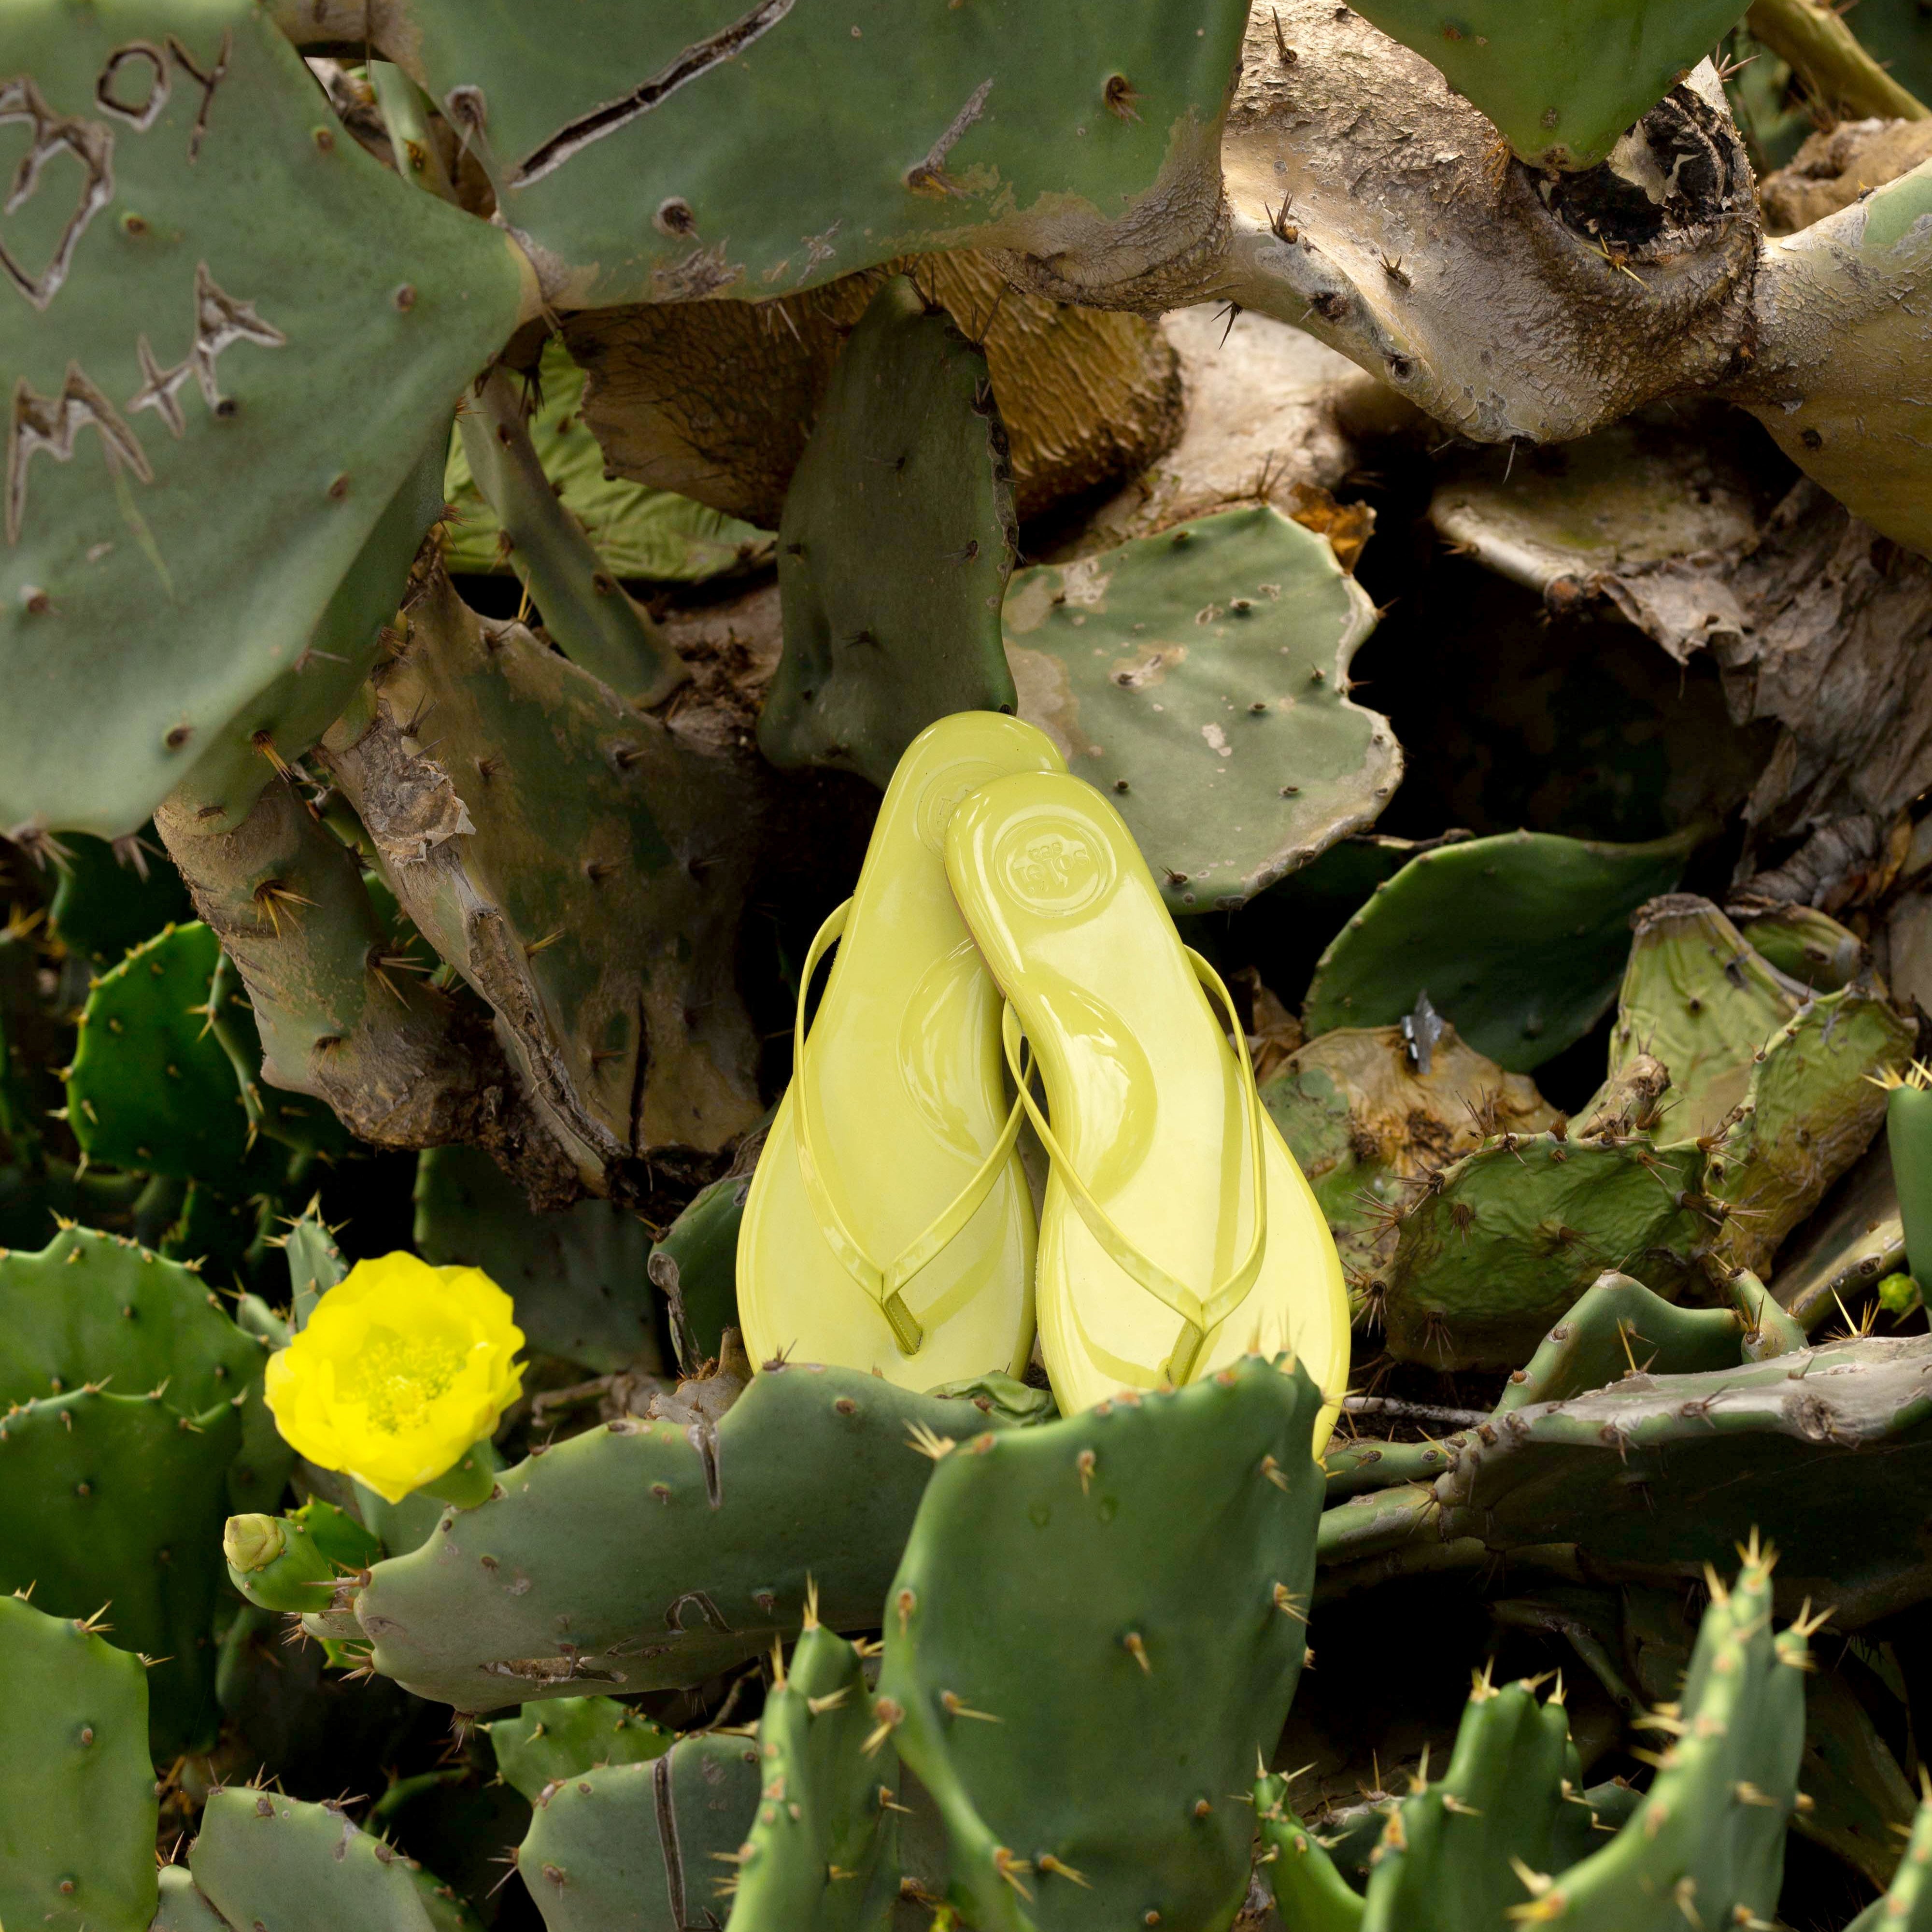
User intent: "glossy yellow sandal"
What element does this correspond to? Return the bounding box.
[943,771,1350,1439]
[737,713,1066,1387]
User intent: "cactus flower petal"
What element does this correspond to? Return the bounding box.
[263,1252,524,1504]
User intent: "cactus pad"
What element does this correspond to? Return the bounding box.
[0,0,524,837]
[325,566,766,1166]
[486,1697,671,1804]
[352,1363,1031,1709]
[874,1354,1327,1932]
[514,1733,762,1932]
[647,1160,752,1373]
[1379,1132,1715,1368]
[283,1,1250,310]
[67,922,277,1190]
[1004,505,1394,912]
[1303,828,1696,1073]
[1261,1023,1558,1307]
[757,277,1017,789]
[1347,0,1753,170]
[1435,1335,1932,1619]
[0,1592,157,1932]
[46,830,192,965]
[728,1620,904,1930]
[188,1788,470,1932]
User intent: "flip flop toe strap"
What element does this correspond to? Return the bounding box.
[1000,949,1269,1385]
[791,899,1028,1357]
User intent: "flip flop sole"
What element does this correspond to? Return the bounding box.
[738,713,1064,1387]
[945,772,1349,1436]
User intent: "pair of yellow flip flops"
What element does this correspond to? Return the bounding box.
[737,713,1349,1436]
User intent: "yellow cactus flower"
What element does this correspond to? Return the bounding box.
[264,1252,525,1504]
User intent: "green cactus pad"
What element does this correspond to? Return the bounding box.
[1889,1081,1932,1289]
[1303,828,1697,1074]
[1254,1776,1365,1931]
[1736,903,1866,991]
[647,1161,751,1374]
[0,1222,266,1410]
[1004,505,1395,913]
[352,1363,1032,1709]
[486,1697,672,1805]
[46,830,192,965]
[326,567,766,1164]
[1261,1023,1558,1308]
[189,1788,472,1932]
[1496,1272,1747,1413]
[1532,1548,1804,1928]
[1847,1779,1932,1931]
[758,277,1017,789]
[283,1195,347,1329]
[1379,1132,1715,1369]
[1435,1335,1932,1621]
[0,1593,157,1932]
[729,1621,904,1931]
[0,0,525,838]
[1597,896,1804,1144]
[1705,984,1912,1275]
[874,1354,1327,1932]
[442,340,765,584]
[66,921,283,1190]
[283,2,1249,311]
[1357,1677,1575,1931]
[0,1385,240,1752]
[514,1733,762,1932]
[1347,0,1752,170]
[415,1144,659,1375]
[152,1868,232,1932]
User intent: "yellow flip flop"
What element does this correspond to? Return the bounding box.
[738,713,1066,1387]
[943,771,1350,1438]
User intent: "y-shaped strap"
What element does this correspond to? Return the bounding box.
[791,900,1029,1357]
[1001,949,1268,1386]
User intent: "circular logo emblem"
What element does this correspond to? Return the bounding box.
[914,758,1004,854]
[995,813,1114,917]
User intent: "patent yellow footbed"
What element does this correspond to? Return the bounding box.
[944,772,1350,1440]
[737,713,1065,1387]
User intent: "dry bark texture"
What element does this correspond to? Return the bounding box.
[1056,303,1367,556]
[563,252,1184,529]
[1760,119,1932,235]
[1205,4,1763,444]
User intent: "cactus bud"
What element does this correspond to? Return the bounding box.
[222,1512,285,1575]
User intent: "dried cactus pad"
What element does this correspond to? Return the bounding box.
[302,0,1253,308]
[0,0,525,837]
[1005,505,1395,912]
[1348,0,1752,170]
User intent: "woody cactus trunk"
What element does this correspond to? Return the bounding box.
[5,1,1932,1929]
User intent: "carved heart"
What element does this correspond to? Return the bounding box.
[0,76,114,311]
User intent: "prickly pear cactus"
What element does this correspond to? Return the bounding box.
[726,1616,904,1931]
[187,1787,471,1931]
[1262,1022,1559,1307]
[1003,505,1396,911]
[486,1696,671,1804]
[1378,1131,1716,1368]
[1303,828,1698,1073]
[350,1363,1035,1710]
[322,566,767,1173]
[873,1354,1327,1932]
[275,1,1252,310]
[0,1592,157,1932]
[758,276,1018,789]
[45,829,191,966]
[0,0,525,838]
[515,1732,763,1932]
